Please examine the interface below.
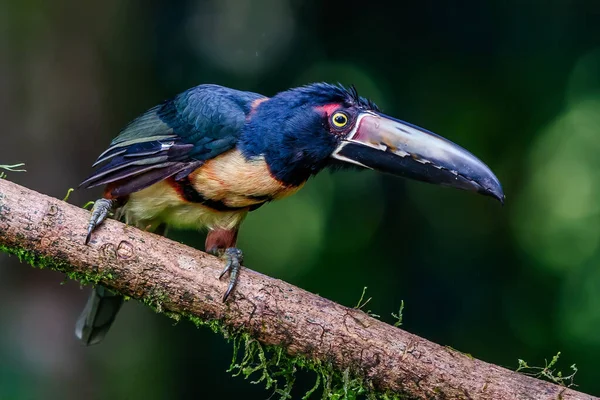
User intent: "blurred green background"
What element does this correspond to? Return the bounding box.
[1,0,600,398]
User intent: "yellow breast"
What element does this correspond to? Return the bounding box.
[123,181,248,231]
[191,150,304,208]
[120,150,304,231]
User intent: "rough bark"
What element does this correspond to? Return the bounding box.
[0,179,596,400]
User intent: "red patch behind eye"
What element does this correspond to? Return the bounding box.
[315,103,341,116]
[247,97,270,119]
[251,97,269,110]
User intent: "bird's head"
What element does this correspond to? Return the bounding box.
[240,83,504,203]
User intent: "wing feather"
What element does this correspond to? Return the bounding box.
[109,164,191,197]
[83,162,178,189]
[80,84,265,198]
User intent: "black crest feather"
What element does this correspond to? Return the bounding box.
[286,82,380,111]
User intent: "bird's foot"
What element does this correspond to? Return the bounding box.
[218,247,243,302]
[85,199,115,244]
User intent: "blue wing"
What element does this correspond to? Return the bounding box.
[80,84,265,197]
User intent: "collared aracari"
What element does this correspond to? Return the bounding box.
[76,83,503,345]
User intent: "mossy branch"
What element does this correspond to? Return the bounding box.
[0,179,596,400]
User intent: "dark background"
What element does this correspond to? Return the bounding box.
[1,0,600,398]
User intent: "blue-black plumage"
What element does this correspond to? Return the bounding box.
[76,82,504,345]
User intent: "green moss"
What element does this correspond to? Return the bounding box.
[353,287,380,319]
[0,163,26,179]
[0,163,26,172]
[148,290,412,398]
[391,301,404,328]
[0,244,113,286]
[0,243,411,399]
[149,305,408,399]
[222,333,409,399]
[62,188,75,202]
[141,288,170,313]
[516,352,578,388]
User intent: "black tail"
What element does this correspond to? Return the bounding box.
[75,223,167,346]
[75,286,124,346]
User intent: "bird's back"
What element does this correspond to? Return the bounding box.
[80,84,265,198]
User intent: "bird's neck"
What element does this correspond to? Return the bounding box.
[239,136,326,187]
[239,109,335,187]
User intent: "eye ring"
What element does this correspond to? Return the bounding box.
[331,112,349,128]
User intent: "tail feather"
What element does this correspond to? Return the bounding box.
[75,286,124,346]
[75,224,167,346]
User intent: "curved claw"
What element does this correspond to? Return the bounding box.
[85,227,94,245]
[219,247,243,301]
[85,199,115,245]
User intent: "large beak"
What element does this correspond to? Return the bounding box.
[332,112,504,203]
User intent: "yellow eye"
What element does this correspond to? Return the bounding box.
[332,112,348,128]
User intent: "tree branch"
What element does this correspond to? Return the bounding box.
[0,179,596,400]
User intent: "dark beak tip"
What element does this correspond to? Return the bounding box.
[475,173,504,205]
[497,193,506,206]
[484,186,505,205]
